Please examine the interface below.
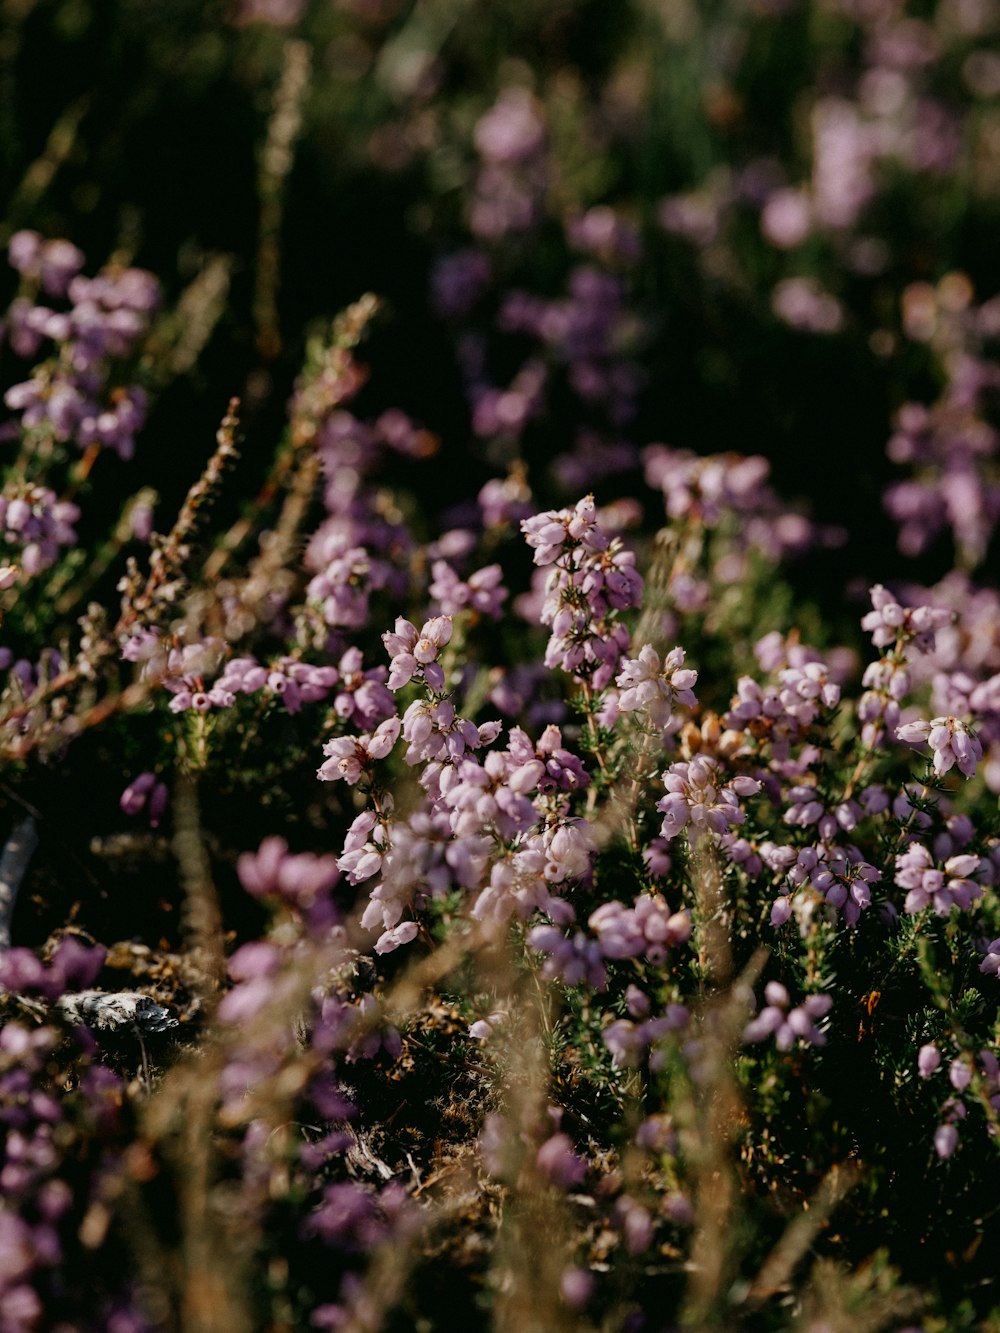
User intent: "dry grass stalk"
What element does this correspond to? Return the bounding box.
[677,845,761,1332]
[744,1161,861,1310]
[487,941,581,1333]
[171,778,225,1005]
[255,39,312,361]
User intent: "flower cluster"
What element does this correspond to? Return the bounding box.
[0,485,79,576]
[589,895,691,965]
[0,1020,132,1330]
[981,939,1000,980]
[615,645,697,731]
[428,560,507,620]
[743,983,832,1050]
[882,289,1000,570]
[119,771,168,827]
[469,87,548,241]
[657,756,760,844]
[383,615,453,692]
[4,233,158,459]
[237,835,341,920]
[770,843,883,929]
[317,716,401,785]
[896,715,983,779]
[862,584,953,653]
[217,655,340,714]
[521,495,642,688]
[917,1044,1000,1160]
[856,584,953,749]
[893,843,983,915]
[602,994,690,1069]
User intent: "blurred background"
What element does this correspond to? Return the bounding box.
[4,0,1000,608]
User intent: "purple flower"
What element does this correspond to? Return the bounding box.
[934,1122,959,1159]
[317,717,401,784]
[468,89,548,239]
[216,655,339,714]
[602,1006,689,1068]
[857,657,910,748]
[743,983,832,1050]
[536,1133,587,1188]
[382,615,453,692]
[896,715,982,778]
[615,1195,653,1255]
[0,939,104,1002]
[468,1010,507,1040]
[443,753,537,841]
[616,645,698,730]
[470,857,561,925]
[657,756,760,843]
[918,1044,942,1077]
[521,496,643,689]
[772,277,844,334]
[9,232,84,296]
[980,938,1000,978]
[338,810,388,885]
[305,1182,385,1252]
[0,486,80,575]
[478,472,534,528]
[894,843,982,915]
[527,924,607,990]
[356,805,457,943]
[471,361,547,439]
[506,724,588,794]
[474,87,546,165]
[518,817,598,886]
[567,206,642,264]
[429,560,507,620]
[775,842,881,927]
[949,1059,973,1092]
[559,1267,595,1312]
[373,921,419,955]
[862,584,953,653]
[761,188,813,249]
[589,895,690,964]
[522,494,605,566]
[237,836,341,915]
[120,772,168,827]
[643,446,772,527]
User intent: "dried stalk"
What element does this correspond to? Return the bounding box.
[254,39,311,361]
[171,779,225,1005]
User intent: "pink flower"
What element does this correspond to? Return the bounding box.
[896,715,982,778]
[934,1123,959,1159]
[743,985,832,1049]
[317,717,400,783]
[374,921,419,955]
[980,938,1000,978]
[535,1133,587,1188]
[429,560,507,619]
[918,1044,941,1077]
[862,584,953,652]
[894,842,982,914]
[616,645,698,730]
[236,836,340,910]
[383,615,453,691]
[657,756,760,843]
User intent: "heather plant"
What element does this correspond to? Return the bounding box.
[2,2,1000,1331]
